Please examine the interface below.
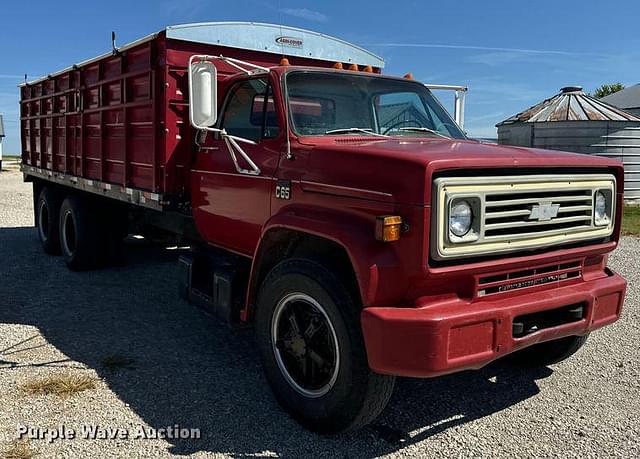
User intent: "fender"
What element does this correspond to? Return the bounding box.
[242,208,409,320]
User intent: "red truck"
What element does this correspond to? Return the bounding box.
[20,22,626,433]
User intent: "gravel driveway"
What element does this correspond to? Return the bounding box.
[1,168,639,458]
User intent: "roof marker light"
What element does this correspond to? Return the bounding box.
[333,62,344,69]
[403,73,414,80]
[279,57,290,66]
[348,64,358,71]
[363,65,373,73]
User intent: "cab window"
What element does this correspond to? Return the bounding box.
[220,78,280,141]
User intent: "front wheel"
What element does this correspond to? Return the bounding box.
[255,259,395,434]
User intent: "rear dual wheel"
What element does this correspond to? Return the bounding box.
[36,187,62,255]
[59,196,101,270]
[37,189,124,270]
[57,196,126,270]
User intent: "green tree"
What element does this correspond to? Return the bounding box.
[593,83,625,98]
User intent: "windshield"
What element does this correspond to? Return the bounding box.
[285,71,466,139]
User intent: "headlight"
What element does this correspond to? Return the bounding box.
[449,200,473,237]
[594,190,611,226]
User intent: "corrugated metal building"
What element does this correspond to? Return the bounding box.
[497,87,640,200]
[600,84,640,117]
[0,114,5,171]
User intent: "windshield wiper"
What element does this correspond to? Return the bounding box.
[398,127,450,139]
[324,128,389,137]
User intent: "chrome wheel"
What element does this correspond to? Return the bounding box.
[271,292,340,398]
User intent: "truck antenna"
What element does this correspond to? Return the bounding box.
[112,31,119,55]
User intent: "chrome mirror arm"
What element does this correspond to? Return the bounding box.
[197,127,261,176]
[222,132,261,176]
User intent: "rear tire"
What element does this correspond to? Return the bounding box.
[36,187,62,255]
[255,258,395,434]
[509,334,589,367]
[59,195,101,271]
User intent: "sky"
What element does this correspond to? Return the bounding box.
[1,0,640,154]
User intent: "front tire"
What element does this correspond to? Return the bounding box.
[255,259,395,434]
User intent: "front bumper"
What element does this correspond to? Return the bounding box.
[361,269,626,378]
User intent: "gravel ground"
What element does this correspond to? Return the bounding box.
[0,168,639,458]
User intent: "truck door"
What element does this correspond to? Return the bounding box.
[191,76,281,256]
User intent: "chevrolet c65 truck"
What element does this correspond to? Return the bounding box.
[20,22,626,433]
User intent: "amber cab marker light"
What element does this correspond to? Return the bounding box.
[279,57,290,66]
[375,215,403,242]
[403,72,414,80]
[333,62,344,69]
[348,63,359,71]
[363,65,373,73]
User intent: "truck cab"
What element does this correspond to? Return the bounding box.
[185,50,625,433]
[22,22,626,434]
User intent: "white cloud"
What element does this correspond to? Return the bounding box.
[279,8,328,23]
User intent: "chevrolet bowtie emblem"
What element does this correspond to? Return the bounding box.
[529,202,560,221]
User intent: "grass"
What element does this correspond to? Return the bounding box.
[622,206,640,236]
[3,440,35,459]
[100,354,135,371]
[20,373,96,398]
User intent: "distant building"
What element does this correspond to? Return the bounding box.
[497,86,640,200]
[0,114,5,171]
[600,84,640,117]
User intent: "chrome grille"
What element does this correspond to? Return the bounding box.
[483,189,593,239]
[432,174,616,260]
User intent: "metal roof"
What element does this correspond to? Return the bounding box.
[600,84,640,110]
[497,86,640,126]
[0,115,5,138]
[167,22,385,68]
[21,22,384,87]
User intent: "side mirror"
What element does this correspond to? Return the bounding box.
[188,56,218,129]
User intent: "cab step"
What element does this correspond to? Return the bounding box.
[178,250,250,328]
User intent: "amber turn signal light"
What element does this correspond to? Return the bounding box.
[375,215,403,242]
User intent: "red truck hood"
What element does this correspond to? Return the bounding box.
[298,137,623,206]
[301,136,617,168]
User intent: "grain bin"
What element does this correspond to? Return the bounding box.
[0,114,5,171]
[497,86,640,200]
